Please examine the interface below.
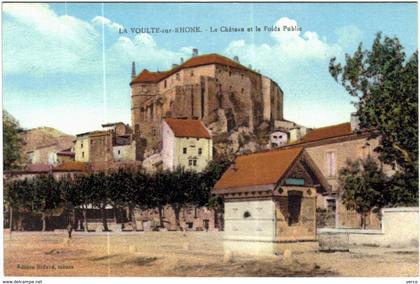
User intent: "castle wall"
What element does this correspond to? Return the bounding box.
[131,60,284,157]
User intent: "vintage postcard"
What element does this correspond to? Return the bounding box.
[1,1,418,281]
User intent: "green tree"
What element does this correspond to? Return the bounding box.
[201,158,231,230]
[32,174,62,231]
[3,111,23,170]
[329,32,418,205]
[339,156,387,229]
[64,174,95,231]
[5,178,33,231]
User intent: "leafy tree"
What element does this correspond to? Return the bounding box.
[339,156,387,228]
[32,174,62,231]
[329,32,418,205]
[5,178,33,231]
[3,111,24,170]
[201,158,231,230]
[128,170,149,231]
[63,174,95,231]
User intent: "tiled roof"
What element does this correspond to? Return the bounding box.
[164,118,211,139]
[131,53,255,84]
[53,161,90,172]
[214,147,304,190]
[300,123,352,143]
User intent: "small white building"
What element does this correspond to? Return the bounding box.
[269,130,288,148]
[161,118,212,172]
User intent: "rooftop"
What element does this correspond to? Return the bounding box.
[299,122,352,143]
[164,118,211,139]
[54,161,90,172]
[131,53,257,84]
[214,147,304,190]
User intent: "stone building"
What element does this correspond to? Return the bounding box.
[73,122,136,163]
[130,52,284,158]
[281,115,393,229]
[213,147,329,254]
[161,118,212,172]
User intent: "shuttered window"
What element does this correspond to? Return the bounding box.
[326,151,337,177]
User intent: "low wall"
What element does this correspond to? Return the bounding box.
[318,207,419,248]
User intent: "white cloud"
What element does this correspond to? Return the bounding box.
[3,3,100,75]
[224,17,356,128]
[108,34,192,70]
[91,16,124,32]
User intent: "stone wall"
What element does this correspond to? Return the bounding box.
[318,207,419,248]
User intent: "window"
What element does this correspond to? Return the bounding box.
[288,191,302,225]
[198,148,202,155]
[81,142,83,148]
[176,73,180,80]
[326,151,337,177]
[229,71,232,77]
[189,159,197,166]
[118,150,121,155]
[189,159,193,166]
[183,148,187,154]
[190,70,194,76]
[164,80,167,88]
[193,160,197,166]
[243,211,251,218]
[241,88,244,94]
[187,222,193,229]
[273,135,277,139]
[241,74,244,79]
[326,199,336,212]
[82,152,85,158]
[279,135,283,139]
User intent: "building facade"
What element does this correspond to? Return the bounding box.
[281,118,393,229]
[74,123,136,163]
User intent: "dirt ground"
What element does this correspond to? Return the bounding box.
[3,231,419,277]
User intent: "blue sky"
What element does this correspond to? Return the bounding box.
[3,3,417,135]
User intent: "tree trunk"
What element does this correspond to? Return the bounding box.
[158,206,164,228]
[41,212,46,232]
[101,205,109,231]
[361,212,367,229]
[82,208,88,232]
[9,207,13,232]
[113,206,117,224]
[172,204,181,230]
[129,205,138,231]
[72,208,76,227]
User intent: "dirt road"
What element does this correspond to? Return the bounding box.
[3,231,418,277]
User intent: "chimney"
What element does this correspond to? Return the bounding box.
[233,55,239,63]
[172,63,178,69]
[248,64,252,70]
[180,57,184,64]
[192,48,198,57]
[131,61,136,79]
[351,112,360,131]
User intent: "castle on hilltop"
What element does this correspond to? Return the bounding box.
[130,49,286,159]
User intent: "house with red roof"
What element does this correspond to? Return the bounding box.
[161,118,212,172]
